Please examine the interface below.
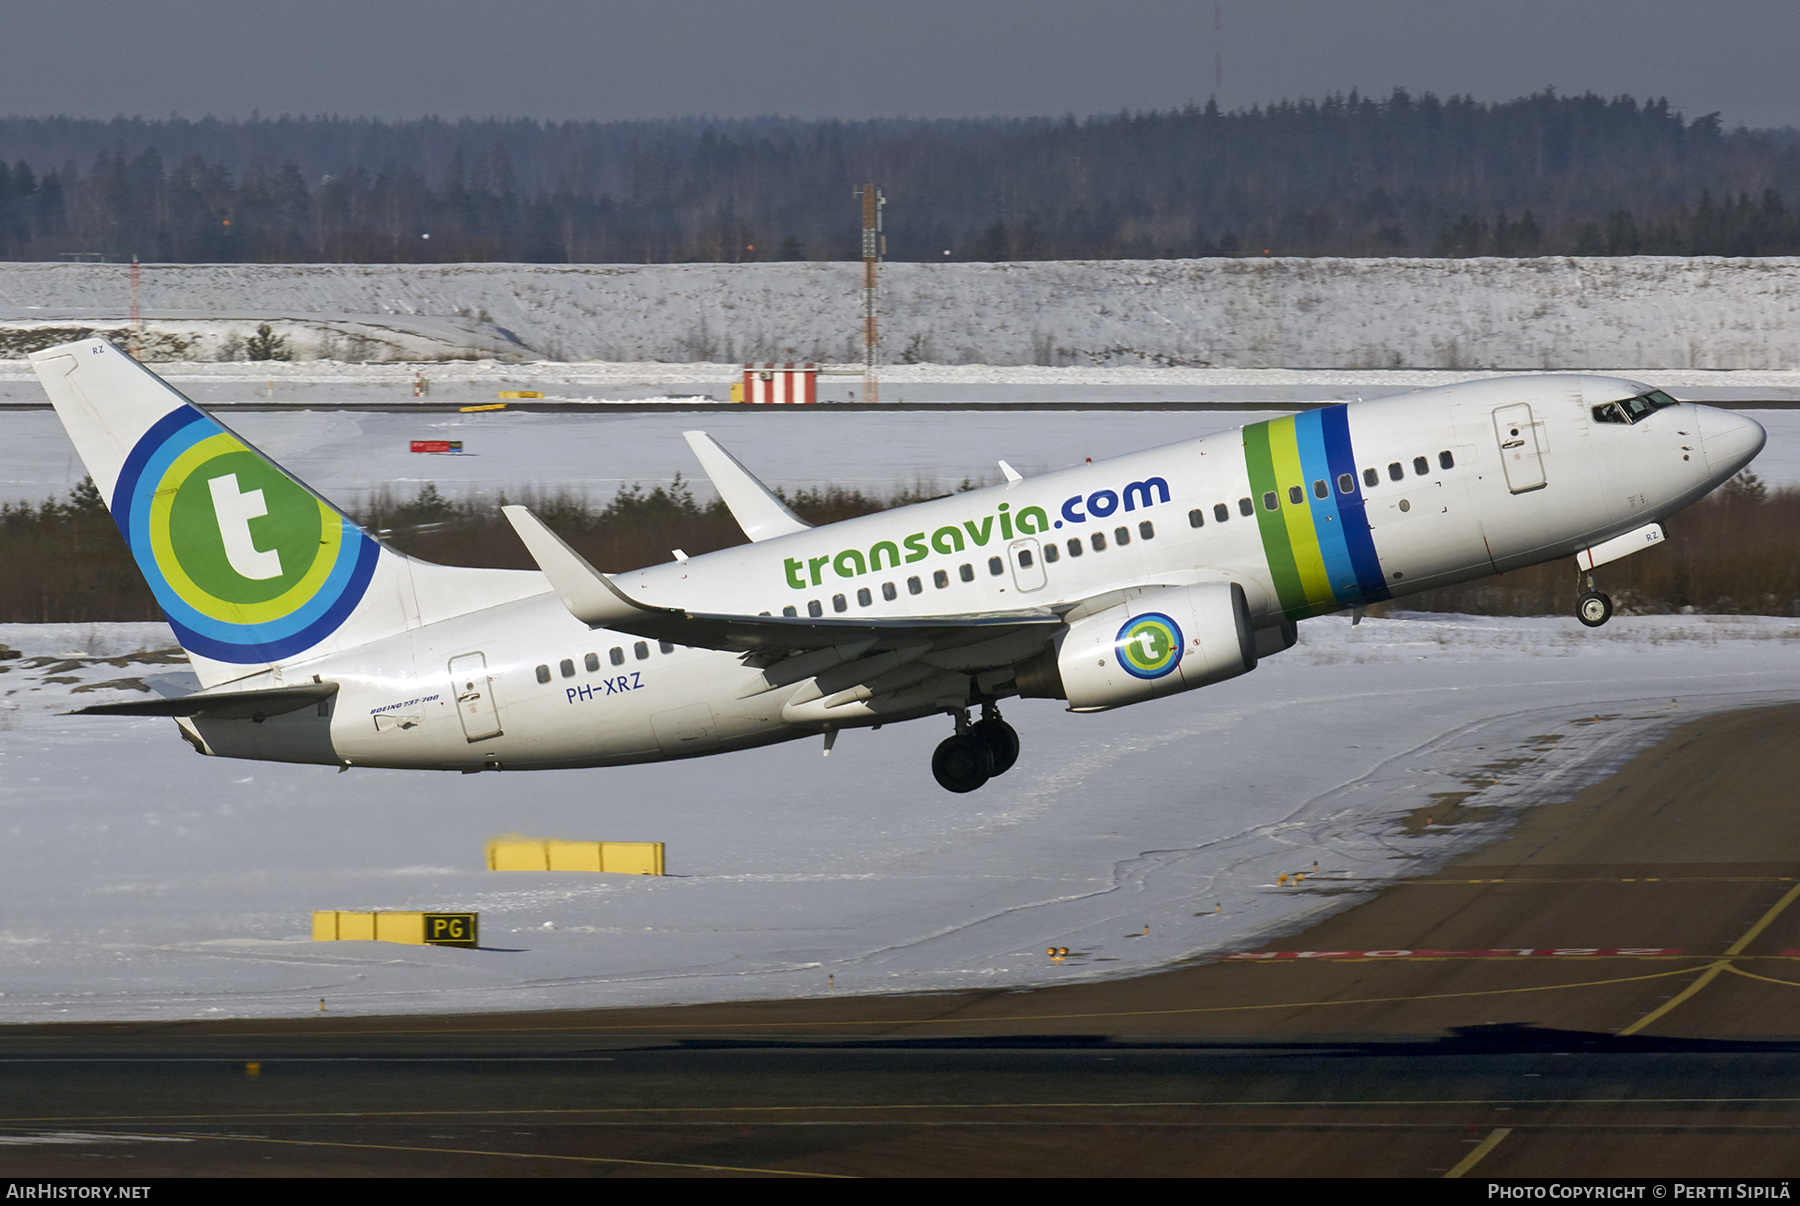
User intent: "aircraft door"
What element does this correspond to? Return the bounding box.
[449,652,503,742]
[1493,403,1548,493]
[1009,537,1047,592]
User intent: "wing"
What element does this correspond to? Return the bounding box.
[502,504,1061,655]
[682,431,811,542]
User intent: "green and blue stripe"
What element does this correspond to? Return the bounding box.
[1243,406,1391,618]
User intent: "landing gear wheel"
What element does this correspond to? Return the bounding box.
[1577,590,1613,628]
[932,733,995,793]
[970,718,1020,776]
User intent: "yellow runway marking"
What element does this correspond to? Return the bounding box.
[1444,1127,1512,1178]
[1618,882,1800,1036]
[1724,964,1800,990]
[163,1130,843,1177]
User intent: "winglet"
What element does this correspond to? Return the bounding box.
[682,431,811,542]
[502,505,672,628]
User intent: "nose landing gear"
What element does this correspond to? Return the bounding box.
[1576,568,1613,628]
[932,704,1020,793]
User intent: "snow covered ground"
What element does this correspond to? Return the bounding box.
[1,614,1797,1024]
[8,258,1800,369]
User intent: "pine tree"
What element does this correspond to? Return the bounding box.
[245,323,290,361]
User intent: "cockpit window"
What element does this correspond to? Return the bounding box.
[1593,391,1678,425]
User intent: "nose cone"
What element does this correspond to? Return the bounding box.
[1697,407,1767,480]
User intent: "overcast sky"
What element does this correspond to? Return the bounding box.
[5,1,1799,129]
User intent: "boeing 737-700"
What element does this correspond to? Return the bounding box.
[29,339,1765,791]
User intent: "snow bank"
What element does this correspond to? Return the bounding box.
[4,257,1800,369]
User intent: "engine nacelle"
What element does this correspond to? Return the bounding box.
[1020,581,1259,712]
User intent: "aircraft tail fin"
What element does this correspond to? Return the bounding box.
[29,339,538,686]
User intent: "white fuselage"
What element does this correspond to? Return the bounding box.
[183,375,1760,772]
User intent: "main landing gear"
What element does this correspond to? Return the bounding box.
[1576,568,1613,628]
[932,704,1020,793]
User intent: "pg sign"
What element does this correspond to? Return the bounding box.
[424,913,479,948]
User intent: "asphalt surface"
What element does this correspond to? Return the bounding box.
[6,702,1800,1177]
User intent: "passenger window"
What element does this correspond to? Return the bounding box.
[1067,537,1083,557]
[584,652,599,672]
[782,605,797,617]
[1091,531,1107,551]
[634,641,648,660]
[959,563,975,582]
[610,647,625,666]
[1114,526,1130,546]
[988,556,1004,575]
[832,594,847,612]
[856,587,872,607]
[560,659,575,678]
[1338,473,1356,494]
[1214,503,1229,523]
[1239,497,1253,516]
[1288,485,1304,505]
[907,576,923,595]
[535,664,551,684]
[1139,520,1154,540]
[1313,479,1329,499]
[1363,467,1379,488]
[808,599,823,617]
[1189,508,1205,528]
[934,569,950,588]
[659,641,674,654]
[1017,548,1034,567]
[1439,450,1455,470]
[1388,462,1404,482]
[1042,543,1059,563]
[1263,492,1279,511]
[1413,456,1429,476]
[882,581,897,601]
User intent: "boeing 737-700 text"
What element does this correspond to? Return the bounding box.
[29,340,1765,791]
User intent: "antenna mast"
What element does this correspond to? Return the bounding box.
[128,256,142,360]
[856,184,884,404]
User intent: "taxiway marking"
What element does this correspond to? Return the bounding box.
[1618,882,1800,1036]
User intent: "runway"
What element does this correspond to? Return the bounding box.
[4,703,1800,1177]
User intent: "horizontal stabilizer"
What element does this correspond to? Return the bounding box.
[683,431,811,542]
[72,681,337,720]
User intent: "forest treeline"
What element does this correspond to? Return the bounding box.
[2,473,1795,625]
[4,92,1800,264]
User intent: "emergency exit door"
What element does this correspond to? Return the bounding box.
[449,652,503,742]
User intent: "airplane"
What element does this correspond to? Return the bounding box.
[29,339,1765,792]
